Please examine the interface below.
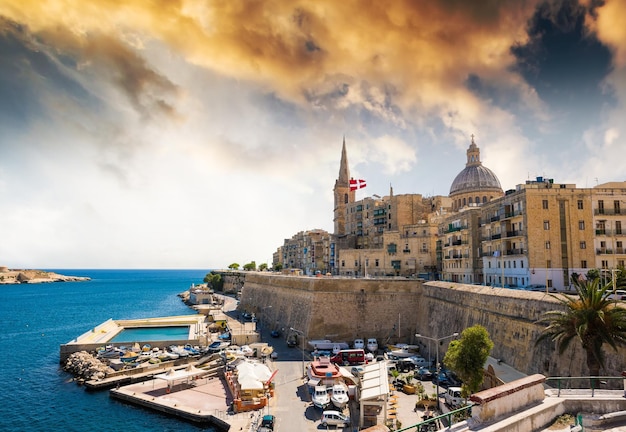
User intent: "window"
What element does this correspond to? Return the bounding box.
[375,259,379,267]
[542,200,549,209]
[387,243,397,254]
[547,279,553,288]
[581,260,587,268]
[580,241,586,249]
[354,260,358,267]
[598,200,605,214]
[615,200,621,214]
[341,260,345,267]
[520,261,524,268]
[544,220,550,230]
[579,220,585,230]
[617,221,622,235]
[577,200,583,209]
[602,260,609,269]
[545,241,551,249]
[547,260,552,268]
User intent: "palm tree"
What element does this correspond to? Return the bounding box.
[536,276,626,377]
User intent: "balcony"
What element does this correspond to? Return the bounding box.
[452,239,462,246]
[596,248,612,255]
[505,230,523,238]
[506,248,524,256]
[490,215,501,222]
[491,233,502,240]
[594,208,621,215]
[402,249,411,253]
[503,210,521,219]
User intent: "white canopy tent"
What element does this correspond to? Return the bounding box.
[154,365,206,390]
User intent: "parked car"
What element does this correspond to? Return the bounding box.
[354,338,365,349]
[397,359,417,372]
[287,334,298,347]
[415,366,433,380]
[608,290,626,301]
[270,330,281,338]
[351,366,365,377]
[444,387,464,408]
[258,414,275,431]
[321,410,350,427]
[407,355,432,368]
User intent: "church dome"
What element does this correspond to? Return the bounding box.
[449,136,502,196]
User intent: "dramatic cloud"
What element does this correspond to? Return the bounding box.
[0,0,624,268]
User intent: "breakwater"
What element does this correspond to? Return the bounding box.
[232,272,626,378]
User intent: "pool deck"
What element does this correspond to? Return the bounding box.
[60,315,208,362]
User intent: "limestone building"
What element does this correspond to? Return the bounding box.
[273,136,625,289]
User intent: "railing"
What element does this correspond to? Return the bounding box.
[490,215,500,222]
[594,208,621,215]
[396,405,473,432]
[545,376,625,396]
[452,240,462,246]
[491,233,501,240]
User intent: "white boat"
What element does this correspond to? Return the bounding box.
[366,338,378,352]
[388,344,420,359]
[312,385,330,410]
[330,383,349,409]
[308,340,350,351]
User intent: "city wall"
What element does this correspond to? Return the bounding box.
[232,272,626,377]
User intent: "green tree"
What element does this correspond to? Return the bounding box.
[273,262,283,272]
[536,277,626,377]
[228,263,240,270]
[258,263,268,271]
[586,268,600,281]
[243,261,256,271]
[203,271,223,292]
[443,325,494,397]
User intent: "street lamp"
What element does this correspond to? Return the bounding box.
[415,332,459,411]
[290,327,306,378]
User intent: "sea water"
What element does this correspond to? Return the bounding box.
[0,269,217,431]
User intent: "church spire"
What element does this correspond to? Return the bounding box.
[337,135,350,184]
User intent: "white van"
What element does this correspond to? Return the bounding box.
[445,386,464,407]
[321,410,350,427]
[366,338,378,353]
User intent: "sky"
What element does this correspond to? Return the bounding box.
[1,0,625,269]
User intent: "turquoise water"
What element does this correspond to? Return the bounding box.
[110,325,191,342]
[0,269,217,431]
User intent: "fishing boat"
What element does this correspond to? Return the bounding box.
[307,356,343,389]
[312,385,330,410]
[330,383,349,409]
[120,351,140,363]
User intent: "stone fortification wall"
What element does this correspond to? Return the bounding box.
[235,273,626,377]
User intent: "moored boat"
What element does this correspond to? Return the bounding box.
[312,385,330,410]
[330,383,349,409]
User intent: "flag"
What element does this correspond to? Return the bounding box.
[493,250,500,257]
[350,178,367,191]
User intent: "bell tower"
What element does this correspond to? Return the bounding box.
[333,137,355,236]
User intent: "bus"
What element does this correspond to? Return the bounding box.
[330,349,367,366]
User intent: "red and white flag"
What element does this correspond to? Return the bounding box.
[350,178,367,191]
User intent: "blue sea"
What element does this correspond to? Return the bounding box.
[0,269,218,432]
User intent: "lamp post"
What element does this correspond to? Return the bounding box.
[415,332,459,411]
[290,327,306,378]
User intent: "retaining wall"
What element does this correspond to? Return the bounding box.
[234,272,626,378]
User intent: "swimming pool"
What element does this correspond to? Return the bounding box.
[109,326,191,343]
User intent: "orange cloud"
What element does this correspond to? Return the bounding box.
[1,0,543,117]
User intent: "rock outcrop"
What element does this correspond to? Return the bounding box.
[63,351,114,381]
[0,267,90,284]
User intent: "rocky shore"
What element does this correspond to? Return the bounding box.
[0,266,90,284]
[63,351,114,382]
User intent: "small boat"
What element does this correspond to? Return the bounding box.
[120,351,140,363]
[97,345,124,359]
[312,385,330,410]
[330,383,349,409]
[142,344,152,352]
